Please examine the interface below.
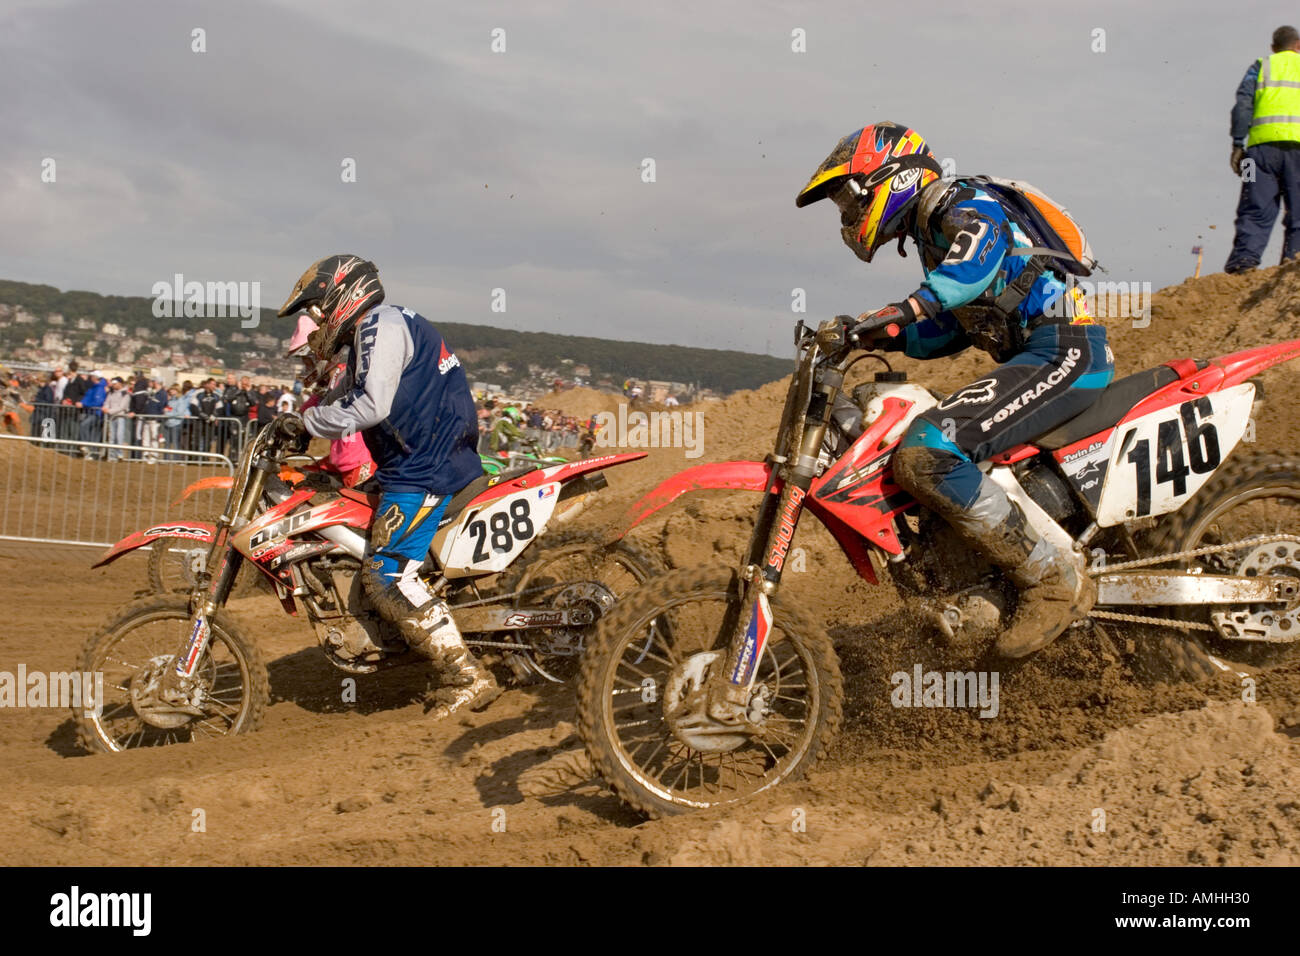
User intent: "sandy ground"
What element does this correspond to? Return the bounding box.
[5,263,1300,866]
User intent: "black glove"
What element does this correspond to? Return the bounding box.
[271,413,310,452]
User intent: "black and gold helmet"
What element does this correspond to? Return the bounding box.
[277,254,384,360]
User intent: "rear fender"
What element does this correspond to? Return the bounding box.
[1210,337,1300,390]
[469,452,648,511]
[92,521,216,568]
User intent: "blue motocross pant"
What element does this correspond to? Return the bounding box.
[893,323,1113,515]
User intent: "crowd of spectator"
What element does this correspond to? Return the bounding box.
[18,362,303,462]
[6,370,603,468]
[476,397,591,455]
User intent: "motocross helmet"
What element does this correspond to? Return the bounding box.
[796,122,942,263]
[502,406,523,423]
[277,255,384,361]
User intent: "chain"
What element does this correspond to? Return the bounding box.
[1085,534,1300,633]
[1090,609,1216,631]
[1088,533,1300,574]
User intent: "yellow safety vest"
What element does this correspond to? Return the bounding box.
[1249,51,1300,146]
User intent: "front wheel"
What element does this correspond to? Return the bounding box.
[576,566,843,818]
[74,595,268,753]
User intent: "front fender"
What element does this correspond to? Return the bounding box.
[92,521,217,568]
[622,460,776,534]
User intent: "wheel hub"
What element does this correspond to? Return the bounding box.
[531,581,615,657]
[662,651,770,753]
[129,656,203,729]
[1211,538,1300,642]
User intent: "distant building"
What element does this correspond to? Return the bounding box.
[134,326,151,338]
[46,313,64,326]
[75,317,95,331]
[101,323,122,337]
[194,330,218,348]
[230,331,250,343]
[41,331,65,351]
[166,328,189,340]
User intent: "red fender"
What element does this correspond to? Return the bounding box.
[1213,337,1300,390]
[623,460,778,532]
[174,468,305,506]
[92,521,216,568]
[621,459,880,583]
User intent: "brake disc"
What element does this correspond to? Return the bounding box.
[129,656,201,729]
[663,651,771,754]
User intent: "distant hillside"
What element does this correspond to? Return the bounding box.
[0,279,790,394]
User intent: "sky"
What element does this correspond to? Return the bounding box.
[0,0,1286,355]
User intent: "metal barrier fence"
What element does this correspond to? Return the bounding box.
[0,434,234,548]
[26,405,256,463]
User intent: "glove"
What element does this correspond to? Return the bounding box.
[271,413,310,452]
[850,305,910,350]
[1231,146,1246,176]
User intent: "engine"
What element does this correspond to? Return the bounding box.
[300,559,405,673]
[1014,457,1085,530]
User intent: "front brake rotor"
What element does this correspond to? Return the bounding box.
[663,651,770,753]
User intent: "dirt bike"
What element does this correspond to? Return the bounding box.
[77,418,653,753]
[576,315,1300,816]
[480,439,567,476]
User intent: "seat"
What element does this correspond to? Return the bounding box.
[437,464,537,527]
[1034,364,1181,450]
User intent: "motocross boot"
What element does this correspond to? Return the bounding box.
[970,498,1095,658]
[894,447,1094,658]
[392,600,502,718]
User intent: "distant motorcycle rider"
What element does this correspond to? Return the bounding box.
[796,122,1114,657]
[276,255,501,716]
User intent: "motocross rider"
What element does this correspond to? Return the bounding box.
[275,255,501,716]
[796,123,1114,658]
[489,405,525,454]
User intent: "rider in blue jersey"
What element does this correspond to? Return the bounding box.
[276,256,500,717]
[797,123,1113,658]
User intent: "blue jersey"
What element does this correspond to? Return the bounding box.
[304,304,482,496]
[902,183,1073,361]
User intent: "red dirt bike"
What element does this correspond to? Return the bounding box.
[577,316,1300,816]
[77,419,653,753]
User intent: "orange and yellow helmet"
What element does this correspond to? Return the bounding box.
[796,122,942,263]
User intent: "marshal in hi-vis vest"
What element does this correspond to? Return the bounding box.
[1249,50,1300,147]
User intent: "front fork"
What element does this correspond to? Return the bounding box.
[708,361,835,723]
[163,464,269,697]
[708,479,810,721]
